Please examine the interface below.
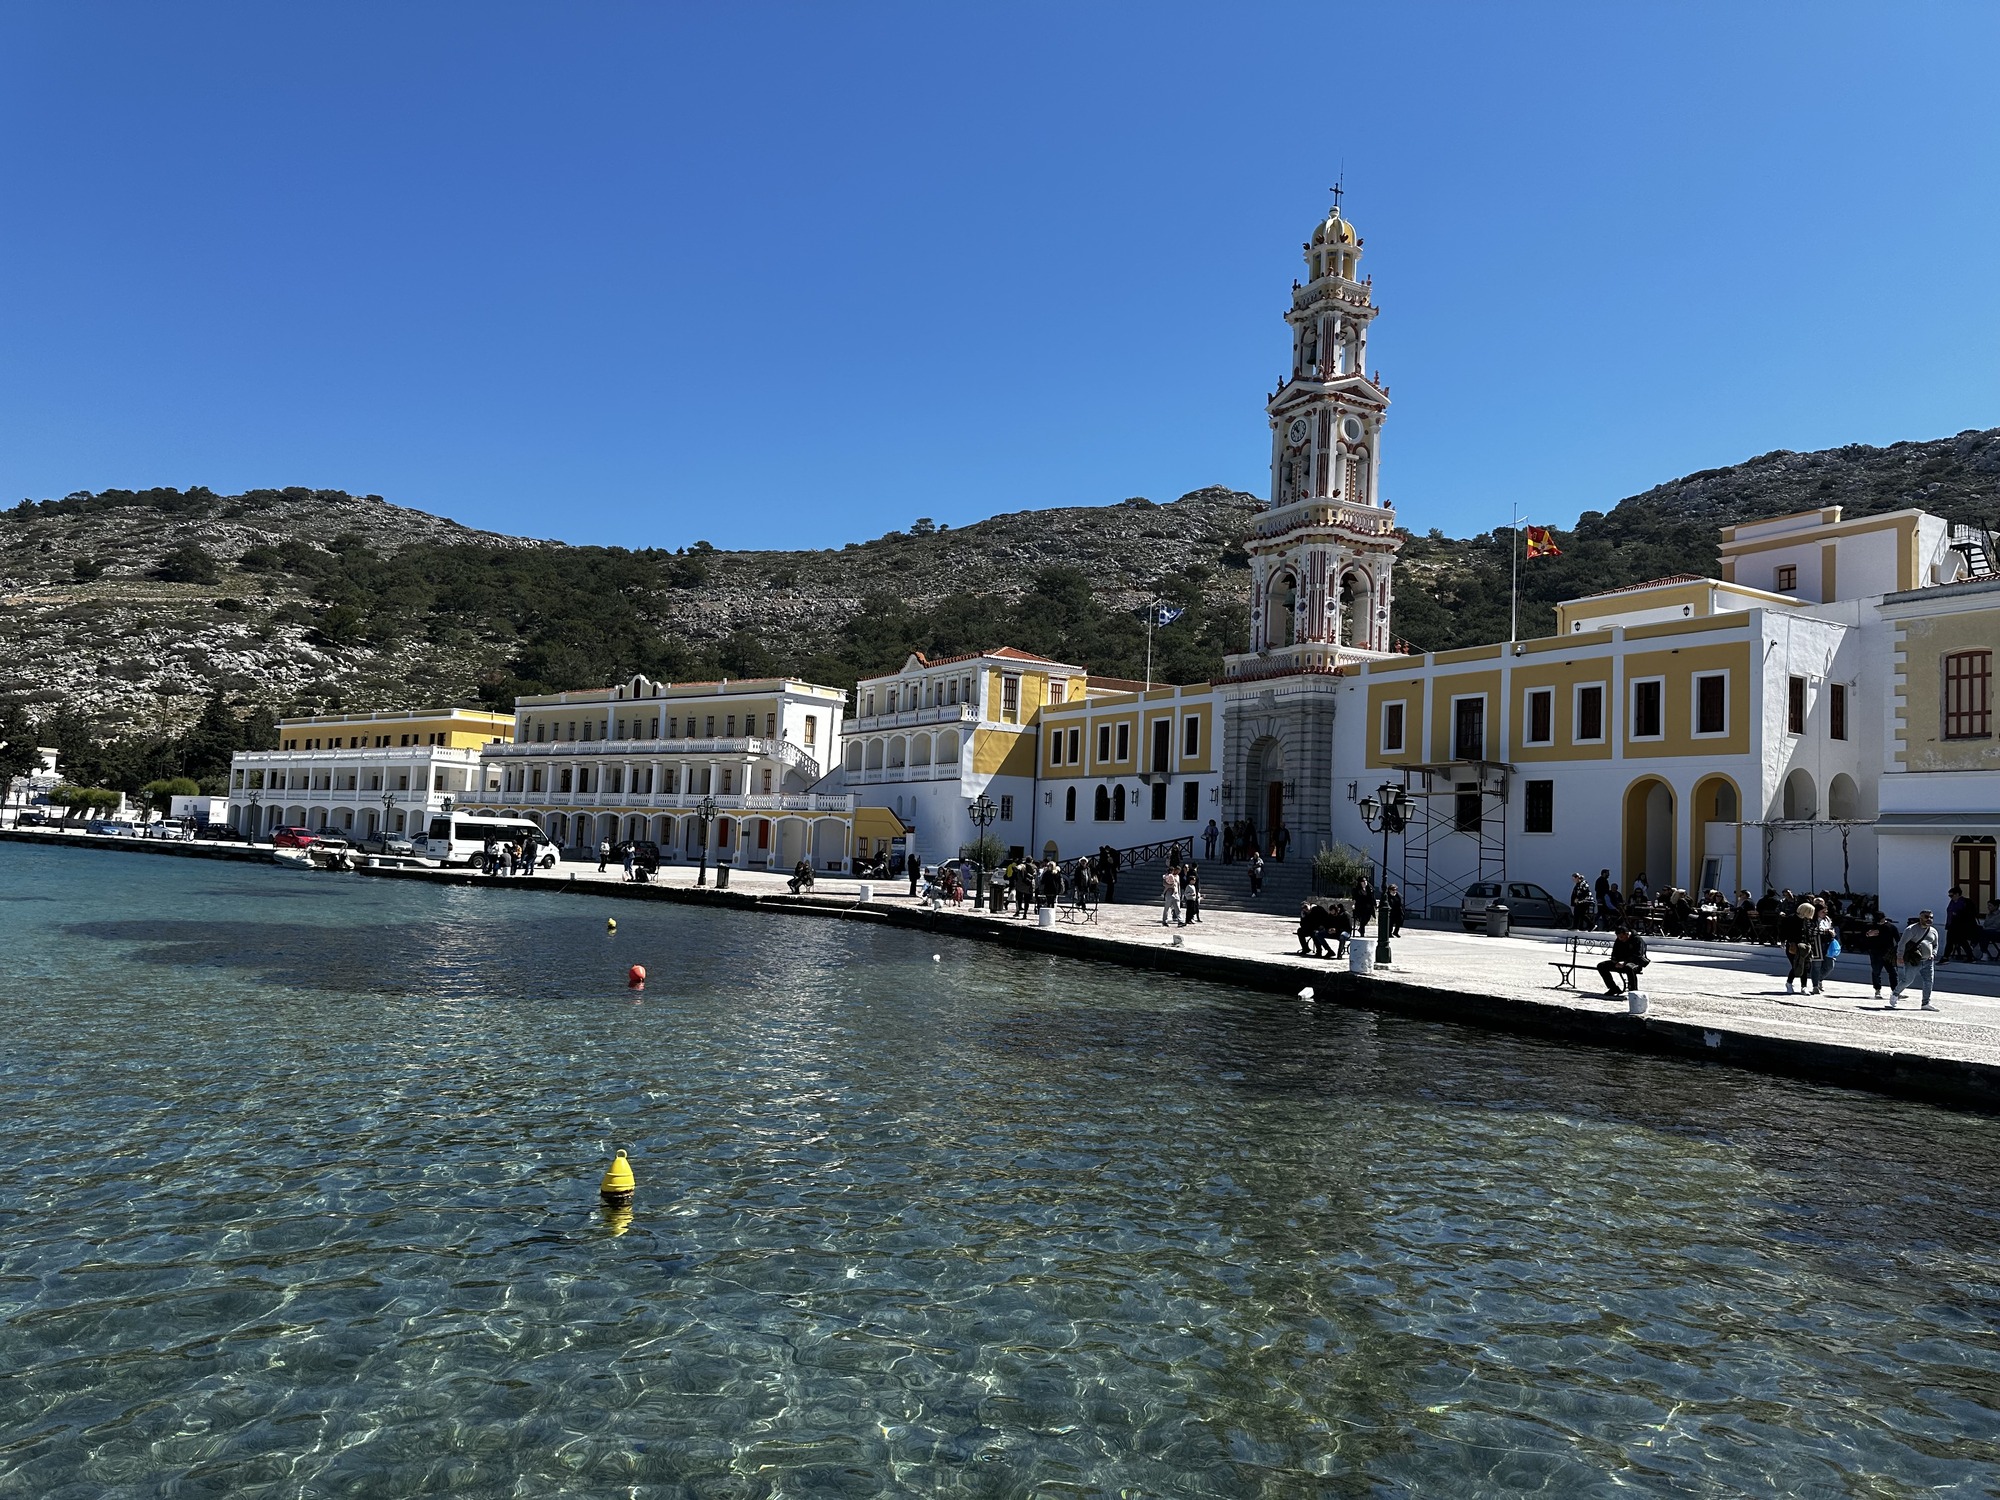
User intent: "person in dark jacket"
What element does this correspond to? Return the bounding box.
[1594,869,1614,929]
[1598,926,1649,994]
[1860,910,1900,1000]
[1352,875,1377,937]
[1384,883,1405,938]
[1570,874,1596,933]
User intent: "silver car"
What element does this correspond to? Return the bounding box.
[1459,880,1571,932]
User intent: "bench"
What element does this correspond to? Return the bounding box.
[1550,932,1615,990]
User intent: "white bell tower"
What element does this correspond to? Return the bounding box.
[1241,189,1403,663]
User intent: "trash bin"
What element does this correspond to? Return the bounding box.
[1485,903,1510,938]
[857,883,873,904]
[1037,906,1054,929]
[1348,943,1373,975]
[1627,990,1649,1017]
[717,864,731,890]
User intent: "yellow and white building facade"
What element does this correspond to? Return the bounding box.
[465,674,854,869]
[227,707,515,839]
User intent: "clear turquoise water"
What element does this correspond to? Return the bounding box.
[4,845,2000,1498]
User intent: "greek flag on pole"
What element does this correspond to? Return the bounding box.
[1155,605,1187,625]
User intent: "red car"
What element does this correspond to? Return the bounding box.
[271,826,318,848]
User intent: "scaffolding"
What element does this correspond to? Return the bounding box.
[1369,760,1512,920]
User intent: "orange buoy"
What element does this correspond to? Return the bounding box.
[628,964,646,987]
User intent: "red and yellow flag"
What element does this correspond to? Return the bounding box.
[1524,525,1561,559]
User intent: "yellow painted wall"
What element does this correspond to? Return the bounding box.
[1363,678,1425,769]
[972,725,1039,777]
[1896,605,2000,771]
[1507,662,1614,762]
[282,711,513,751]
[1619,640,1751,758]
[1427,669,1502,761]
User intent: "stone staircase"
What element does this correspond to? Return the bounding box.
[1107,852,1321,917]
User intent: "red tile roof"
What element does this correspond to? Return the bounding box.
[1568,573,1709,602]
[911,646,1077,669]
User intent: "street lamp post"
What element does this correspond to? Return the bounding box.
[245,787,262,842]
[967,793,998,911]
[696,795,719,887]
[1355,783,1409,967]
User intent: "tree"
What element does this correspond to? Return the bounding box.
[141,776,200,814]
[155,544,220,584]
[48,784,121,822]
[0,701,40,785]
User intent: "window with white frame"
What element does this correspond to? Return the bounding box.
[1693,672,1728,737]
[1183,714,1200,756]
[1524,778,1554,833]
[1115,723,1130,761]
[1630,678,1665,740]
[1523,687,1554,746]
[1096,724,1111,762]
[1451,695,1486,760]
[1574,683,1606,743]
[1381,700,1406,755]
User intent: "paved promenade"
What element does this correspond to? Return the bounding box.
[400,857,2000,1098]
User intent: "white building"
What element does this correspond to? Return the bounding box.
[226,707,514,839]
[467,674,855,869]
[4,747,61,822]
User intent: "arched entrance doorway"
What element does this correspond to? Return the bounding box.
[1248,736,1286,856]
[1622,777,1675,893]
[1690,774,1740,897]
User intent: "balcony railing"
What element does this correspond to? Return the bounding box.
[471,790,853,813]
[846,763,964,784]
[485,736,802,760]
[848,704,979,731]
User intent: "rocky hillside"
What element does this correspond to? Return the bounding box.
[5,428,1999,743]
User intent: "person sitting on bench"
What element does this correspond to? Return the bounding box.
[788,858,814,895]
[1599,925,1649,995]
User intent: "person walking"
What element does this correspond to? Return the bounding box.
[1594,869,1614,929]
[1598,925,1649,995]
[597,838,610,873]
[1275,823,1292,862]
[622,842,637,883]
[1861,910,1901,1000]
[1010,861,1032,918]
[1385,882,1405,938]
[1352,875,1377,939]
[1945,886,1977,962]
[1892,911,1940,1010]
[1203,818,1219,861]
[1569,874,1596,933]
[1247,850,1265,897]
[1809,899,1838,995]
[907,852,921,898]
[1182,865,1202,924]
[1161,866,1182,926]
[1781,900,1815,993]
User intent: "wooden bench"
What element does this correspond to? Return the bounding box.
[1551,932,1615,990]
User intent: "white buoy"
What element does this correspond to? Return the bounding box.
[1298,986,1315,1002]
[932,954,942,963]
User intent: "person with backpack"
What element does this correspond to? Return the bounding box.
[1892,911,1940,1010]
[1861,910,1901,1001]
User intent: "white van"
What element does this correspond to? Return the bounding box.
[421,813,560,871]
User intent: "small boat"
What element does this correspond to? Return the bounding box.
[269,847,314,870]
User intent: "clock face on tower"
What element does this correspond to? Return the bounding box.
[1286,417,1310,445]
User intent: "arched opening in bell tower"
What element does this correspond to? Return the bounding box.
[1339,570,1369,648]
[1268,571,1298,648]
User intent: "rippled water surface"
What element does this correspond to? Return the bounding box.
[5,845,2000,1497]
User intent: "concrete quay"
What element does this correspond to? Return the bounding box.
[354,856,2000,1113]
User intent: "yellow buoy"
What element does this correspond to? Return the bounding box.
[600,1149,635,1208]
[607,917,617,933]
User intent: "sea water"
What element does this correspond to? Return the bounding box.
[3,844,1999,1497]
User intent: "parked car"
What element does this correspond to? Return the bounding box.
[1459,880,1571,932]
[145,819,192,841]
[355,833,416,857]
[86,820,139,837]
[271,826,318,849]
[15,810,49,827]
[200,824,249,843]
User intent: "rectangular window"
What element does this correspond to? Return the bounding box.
[704,716,715,737]
[1829,683,1847,741]
[1181,780,1200,820]
[1096,725,1111,762]
[616,720,626,739]
[1695,673,1727,736]
[1452,696,1485,760]
[1150,781,1168,820]
[725,715,736,737]
[1631,679,1664,739]
[804,715,817,746]
[1382,700,1406,754]
[1787,676,1806,735]
[1573,684,1604,743]
[720,768,733,794]
[999,794,1014,821]
[1049,731,1064,766]
[1049,680,1065,705]
[1524,779,1554,834]
[1184,714,1200,757]
[1945,651,1993,739]
[1115,723,1130,761]
[1454,790,1482,833]
[1001,676,1020,722]
[1150,718,1171,772]
[1066,728,1079,762]
[1524,688,1553,746]
[1775,564,1797,592]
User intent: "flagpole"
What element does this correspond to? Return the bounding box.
[1145,600,1155,690]
[1510,503,1520,645]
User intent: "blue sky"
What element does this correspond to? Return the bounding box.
[2,3,1995,550]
